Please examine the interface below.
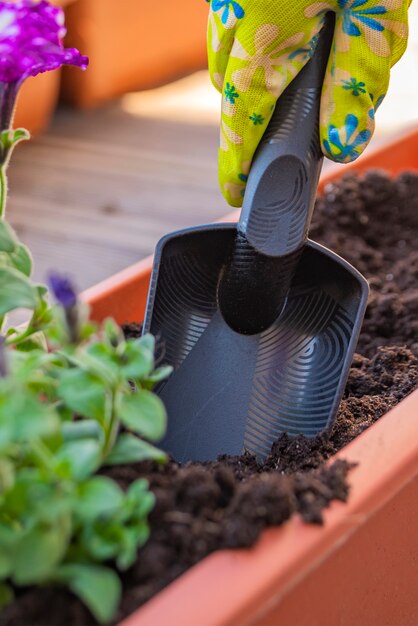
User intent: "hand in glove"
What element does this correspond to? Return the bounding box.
[207,0,411,206]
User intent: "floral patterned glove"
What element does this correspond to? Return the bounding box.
[208,0,411,207]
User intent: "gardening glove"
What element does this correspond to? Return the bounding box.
[207,0,411,207]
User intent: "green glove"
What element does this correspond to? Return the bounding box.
[208,0,411,207]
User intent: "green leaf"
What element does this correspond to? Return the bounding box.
[45,307,68,345]
[57,404,76,423]
[13,520,71,584]
[146,365,173,384]
[0,583,14,609]
[13,395,59,442]
[0,548,13,579]
[0,391,59,447]
[81,524,120,562]
[0,417,13,450]
[65,349,118,387]
[105,434,167,466]
[118,390,166,441]
[9,243,32,277]
[32,289,53,327]
[87,342,120,372]
[34,491,75,524]
[120,337,155,379]
[78,320,97,342]
[56,564,121,624]
[62,420,103,443]
[8,348,51,381]
[15,331,48,352]
[138,334,155,353]
[0,267,38,315]
[103,317,124,346]
[128,479,155,518]
[55,439,101,480]
[76,477,123,522]
[36,284,48,298]
[11,128,31,144]
[58,369,107,421]
[0,458,15,492]
[0,128,30,152]
[0,222,17,253]
[116,525,148,570]
[0,525,19,578]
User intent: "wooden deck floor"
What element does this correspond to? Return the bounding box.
[7,95,223,291]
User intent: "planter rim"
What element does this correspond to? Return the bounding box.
[81,125,418,626]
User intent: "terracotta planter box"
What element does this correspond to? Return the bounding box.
[82,129,418,626]
[61,0,208,108]
[14,70,61,135]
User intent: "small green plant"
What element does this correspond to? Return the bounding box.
[0,297,170,623]
[0,1,172,622]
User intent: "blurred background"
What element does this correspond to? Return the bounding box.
[7,0,418,292]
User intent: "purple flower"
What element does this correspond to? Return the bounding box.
[0,1,88,132]
[0,0,88,83]
[48,272,77,309]
[48,272,80,343]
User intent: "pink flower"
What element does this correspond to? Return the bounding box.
[0,0,88,83]
[0,0,88,134]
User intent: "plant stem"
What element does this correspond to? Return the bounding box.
[0,167,7,220]
[102,390,119,459]
[5,320,40,347]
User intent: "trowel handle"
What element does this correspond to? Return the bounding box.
[238,13,335,258]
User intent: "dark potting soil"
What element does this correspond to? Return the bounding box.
[3,171,418,626]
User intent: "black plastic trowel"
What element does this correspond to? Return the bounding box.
[143,14,369,462]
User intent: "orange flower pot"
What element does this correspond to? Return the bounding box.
[61,0,209,108]
[14,70,61,135]
[82,128,418,626]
